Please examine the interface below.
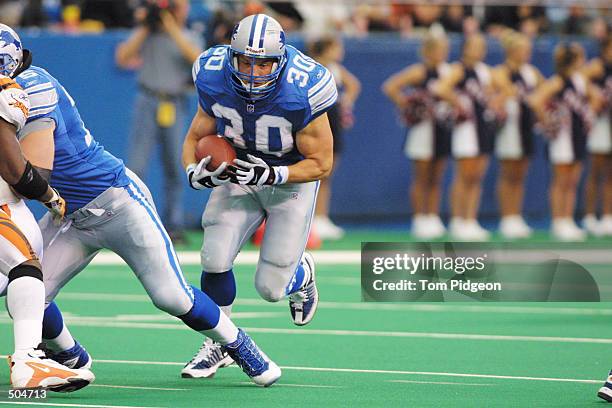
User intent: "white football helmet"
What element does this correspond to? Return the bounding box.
[0,24,23,78]
[228,14,287,100]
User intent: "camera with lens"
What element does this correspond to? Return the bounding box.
[143,0,175,31]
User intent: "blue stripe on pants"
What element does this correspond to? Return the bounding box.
[124,181,193,301]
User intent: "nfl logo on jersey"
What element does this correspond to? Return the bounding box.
[247,104,255,113]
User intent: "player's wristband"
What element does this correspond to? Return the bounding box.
[11,161,49,200]
[185,163,201,189]
[185,163,197,177]
[271,166,289,185]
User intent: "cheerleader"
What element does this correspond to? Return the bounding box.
[435,33,504,241]
[582,35,612,236]
[493,31,544,239]
[529,43,603,241]
[382,27,453,239]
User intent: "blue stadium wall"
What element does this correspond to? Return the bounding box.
[21,31,599,226]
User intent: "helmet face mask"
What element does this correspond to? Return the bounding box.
[0,24,23,78]
[227,14,287,101]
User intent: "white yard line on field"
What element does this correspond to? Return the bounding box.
[53,292,612,317]
[0,317,609,345]
[0,357,597,385]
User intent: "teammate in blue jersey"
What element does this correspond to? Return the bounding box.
[181,14,336,378]
[0,24,281,387]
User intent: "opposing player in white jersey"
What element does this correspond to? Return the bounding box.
[0,23,94,391]
[0,24,281,386]
[181,14,335,378]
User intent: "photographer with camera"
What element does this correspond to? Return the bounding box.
[116,0,202,243]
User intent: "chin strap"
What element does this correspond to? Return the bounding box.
[12,49,32,78]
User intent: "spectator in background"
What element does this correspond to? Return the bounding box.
[265,1,303,31]
[353,3,393,36]
[441,3,474,33]
[484,5,548,36]
[564,6,591,35]
[411,4,443,29]
[309,35,361,240]
[115,0,203,243]
[296,1,352,37]
[80,0,135,29]
[0,0,24,26]
[590,16,610,42]
[20,0,47,27]
[388,3,413,36]
[387,3,443,36]
[205,8,236,46]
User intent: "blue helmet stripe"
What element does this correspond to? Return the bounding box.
[258,16,268,48]
[248,14,259,48]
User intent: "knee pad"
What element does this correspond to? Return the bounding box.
[255,281,285,302]
[255,258,298,302]
[8,264,42,283]
[149,288,192,316]
[254,265,285,303]
[201,244,235,273]
[260,252,294,270]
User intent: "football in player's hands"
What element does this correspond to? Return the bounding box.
[195,135,237,173]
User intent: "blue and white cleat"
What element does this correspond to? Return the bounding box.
[289,252,319,326]
[221,329,281,387]
[47,341,92,370]
[598,370,612,402]
[181,338,234,378]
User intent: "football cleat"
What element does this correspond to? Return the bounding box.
[598,370,612,402]
[181,338,234,378]
[47,340,92,369]
[9,346,94,392]
[289,252,319,326]
[221,329,281,387]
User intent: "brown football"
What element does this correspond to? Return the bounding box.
[195,135,237,172]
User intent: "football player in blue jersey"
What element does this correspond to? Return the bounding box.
[0,23,281,387]
[181,14,336,378]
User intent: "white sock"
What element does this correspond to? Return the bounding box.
[220,305,232,317]
[201,311,239,345]
[45,324,76,352]
[8,276,44,352]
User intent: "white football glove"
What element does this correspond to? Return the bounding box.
[186,156,230,189]
[232,154,288,186]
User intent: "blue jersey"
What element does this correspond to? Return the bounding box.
[192,45,337,166]
[16,66,129,214]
